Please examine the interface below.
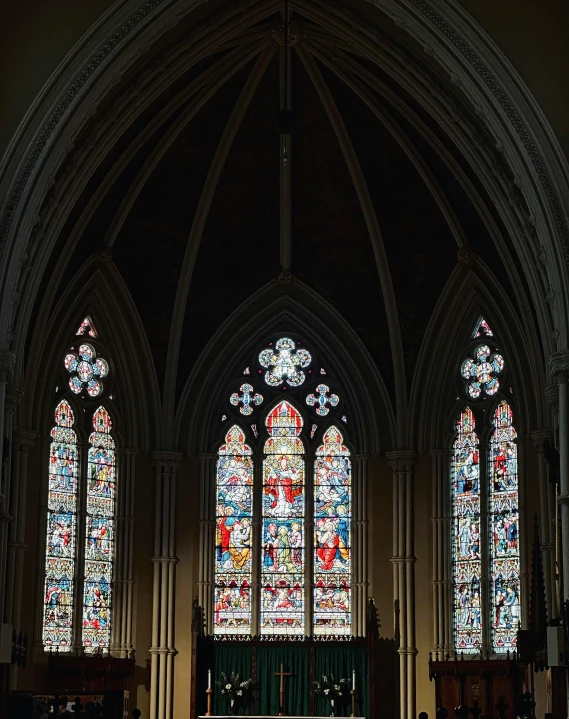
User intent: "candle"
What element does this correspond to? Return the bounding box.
[352,669,356,691]
[208,669,212,690]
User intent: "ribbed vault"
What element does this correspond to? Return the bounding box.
[10,0,554,446]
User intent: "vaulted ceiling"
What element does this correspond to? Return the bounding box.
[20,0,551,438]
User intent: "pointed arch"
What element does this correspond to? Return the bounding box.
[314,425,351,635]
[214,424,254,635]
[42,399,78,650]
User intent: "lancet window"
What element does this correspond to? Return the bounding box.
[42,317,117,651]
[451,318,520,653]
[213,336,352,636]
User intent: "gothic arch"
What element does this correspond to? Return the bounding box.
[175,280,393,455]
[0,0,567,369]
[19,258,162,450]
[409,260,543,450]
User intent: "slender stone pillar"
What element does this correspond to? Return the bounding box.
[550,352,569,606]
[3,388,23,626]
[112,448,137,656]
[531,431,555,620]
[198,453,215,635]
[150,452,183,719]
[430,450,452,657]
[354,454,369,637]
[387,450,417,719]
[0,352,16,623]
[7,429,36,689]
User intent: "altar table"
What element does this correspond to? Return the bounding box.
[198,716,366,718]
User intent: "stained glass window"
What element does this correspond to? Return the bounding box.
[42,400,78,650]
[76,316,98,337]
[473,317,493,338]
[82,407,115,651]
[65,343,108,398]
[314,426,351,635]
[452,407,482,653]
[489,401,520,651]
[261,401,305,635]
[461,345,504,399]
[259,338,312,387]
[214,425,254,635]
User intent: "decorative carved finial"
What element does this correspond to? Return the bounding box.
[271,20,303,46]
[276,268,295,286]
[458,248,477,265]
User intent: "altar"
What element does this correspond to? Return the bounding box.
[190,599,397,719]
[198,716,366,718]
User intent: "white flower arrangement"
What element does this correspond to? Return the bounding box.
[313,674,349,699]
[217,672,256,707]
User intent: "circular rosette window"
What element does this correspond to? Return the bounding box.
[64,343,109,397]
[461,344,504,399]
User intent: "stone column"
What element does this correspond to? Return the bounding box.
[304,453,314,635]
[353,454,369,637]
[112,449,137,656]
[7,429,36,689]
[149,452,183,719]
[387,450,417,719]
[0,352,16,623]
[550,352,569,607]
[531,431,556,621]
[198,453,215,635]
[2,387,23,625]
[430,450,452,657]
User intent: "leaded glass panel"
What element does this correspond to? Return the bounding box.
[214,425,253,635]
[314,426,351,635]
[489,401,520,652]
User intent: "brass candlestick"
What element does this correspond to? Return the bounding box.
[350,688,356,717]
[205,687,213,717]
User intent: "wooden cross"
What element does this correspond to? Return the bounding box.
[274,663,292,716]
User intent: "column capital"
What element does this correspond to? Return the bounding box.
[545,384,559,410]
[386,450,418,470]
[531,430,553,449]
[0,350,15,382]
[13,428,37,450]
[355,453,369,462]
[198,452,215,461]
[5,385,23,412]
[550,350,569,382]
[151,451,184,471]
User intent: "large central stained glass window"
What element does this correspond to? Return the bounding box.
[213,336,352,636]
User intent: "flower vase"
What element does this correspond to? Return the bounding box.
[228,698,235,716]
[329,698,335,717]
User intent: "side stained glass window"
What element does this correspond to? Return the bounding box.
[452,407,482,653]
[43,400,78,650]
[489,401,520,651]
[261,401,305,635]
[214,426,253,635]
[314,426,351,635]
[83,407,115,651]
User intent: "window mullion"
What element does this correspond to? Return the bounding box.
[252,449,263,636]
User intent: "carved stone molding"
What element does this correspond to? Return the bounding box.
[13,428,37,450]
[386,449,418,471]
[550,350,569,382]
[5,385,24,412]
[545,383,559,410]
[151,450,183,471]
[531,429,552,450]
[0,350,16,381]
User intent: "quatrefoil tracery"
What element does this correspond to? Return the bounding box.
[461,344,504,399]
[306,383,339,416]
[64,343,108,398]
[230,383,264,416]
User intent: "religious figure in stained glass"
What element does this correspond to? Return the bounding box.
[43,399,78,650]
[261,401,305,635]
[214,425,253,635]
[313,426,351,635]
[489,400,520,651]
[82,407,115,651]
[452,407,482,653]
